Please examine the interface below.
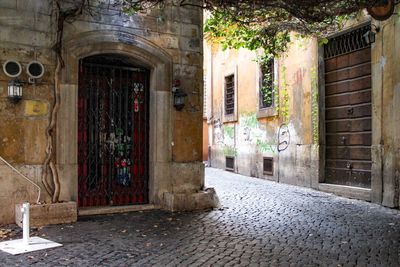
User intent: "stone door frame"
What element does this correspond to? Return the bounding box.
[56,30,173,206]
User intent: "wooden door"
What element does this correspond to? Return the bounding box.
[324,25,372,188]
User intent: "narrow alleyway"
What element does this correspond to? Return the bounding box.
[0,168,399,266]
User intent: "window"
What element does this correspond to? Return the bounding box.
[224,74,235,115]
[263,157,273,176]
[259,59,275,109]
[225,156,235,171]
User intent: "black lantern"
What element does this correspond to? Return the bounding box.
[172,79,187,111]
[8,79,23,103]
[173,88,187,111]
[363,30,376,45]
[363,25,379,45]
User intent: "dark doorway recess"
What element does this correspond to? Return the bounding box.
[78,54,150,207]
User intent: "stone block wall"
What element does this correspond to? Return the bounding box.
[0,0,211,224]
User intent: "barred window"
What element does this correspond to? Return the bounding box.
[225,74,235,115]
[259,59,274,109]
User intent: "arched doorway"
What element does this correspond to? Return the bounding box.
[77,54,150,207]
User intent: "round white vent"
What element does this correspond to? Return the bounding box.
[3,60,22,78]
[27,61,45,79]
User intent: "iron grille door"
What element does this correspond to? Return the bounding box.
[78,60,149,207]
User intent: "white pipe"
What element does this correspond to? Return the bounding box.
[22,203,30,246]
[0,156,41,204]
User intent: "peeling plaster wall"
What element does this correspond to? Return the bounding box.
[208,39,318,186]
[0,0,207,223]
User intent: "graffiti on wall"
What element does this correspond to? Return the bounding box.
[222,124,236,156]
[239,113,277,154]
[213,119,224,145]
[213,118,237,156]
[213,113,291,156]
[278,123,290,152]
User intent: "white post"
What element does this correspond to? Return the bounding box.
[22,203,30,246]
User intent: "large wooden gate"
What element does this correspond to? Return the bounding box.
[324,24,372,188]
[78,55,149,207]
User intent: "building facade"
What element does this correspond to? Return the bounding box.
[0,0,217,224]
[205,12,400,209]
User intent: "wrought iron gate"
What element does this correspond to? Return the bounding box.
[78,57,149,207]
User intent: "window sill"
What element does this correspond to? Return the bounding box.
[223,113,238,123]
[257,107,277,119]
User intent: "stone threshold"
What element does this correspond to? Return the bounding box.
[318,183,371,202]
[78,204,159,216]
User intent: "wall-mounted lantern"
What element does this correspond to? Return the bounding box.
[8,79,23,103]
[2,59,45,103]
[363,30,375,45]
[363,25,380,45]
[172,79,187,111]
[3,60,23,103]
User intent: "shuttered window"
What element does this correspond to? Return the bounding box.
[225,74,235,115]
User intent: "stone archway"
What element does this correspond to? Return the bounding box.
[56,30,173,207]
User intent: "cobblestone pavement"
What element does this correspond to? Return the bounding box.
[0,167,399,266]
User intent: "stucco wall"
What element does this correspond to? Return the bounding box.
[206,14,400,208]
[208,38,318,184]
[0,0,208,224]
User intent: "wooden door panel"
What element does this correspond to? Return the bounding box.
[326,118,371,133]
[326,133,372,146]
[326,160,371,171]
[325,48,371,72]
[326,104,371,120]
[325,168,371,188]
[325,90,371,107]
[326,147,371,160]
[325,63,371,84]
[326,76,371,96]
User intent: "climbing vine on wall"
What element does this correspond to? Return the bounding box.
[222,145,237,157]
[310,67,319,144]
[278,66,290,123]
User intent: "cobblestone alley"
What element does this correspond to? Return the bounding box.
[0,167,399,266]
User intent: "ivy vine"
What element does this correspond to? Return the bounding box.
[310,67,319,144]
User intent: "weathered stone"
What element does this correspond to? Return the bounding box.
[15,202,77,228]
[162,188,219,211]
[0,0,210,224]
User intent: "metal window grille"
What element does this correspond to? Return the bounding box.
[324,24,371,59]
[225,74,235,115]
[260,59,274,109]
[225,156,235,171]
[263,157,273,175]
